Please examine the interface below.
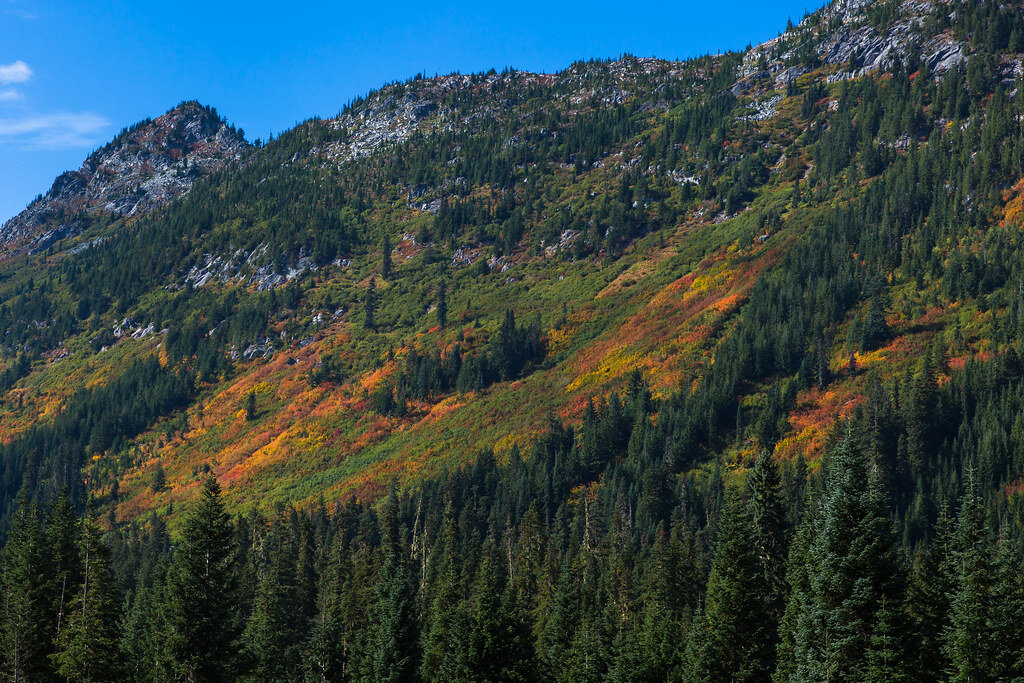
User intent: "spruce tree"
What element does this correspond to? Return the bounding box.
[692,491,769,682]
[907,503,955,680]
[943,485,999,681]
[47,488,82,649]
[381,235,393,279]
[437,278,448,329]
[471,552,535,682]
[0,492,52,682]
[364,277,378,330]
[747,449,788,674]
[773,516,813,683]
[420,502,469,681]
[861,294,891,351]
[370,491,417,682]
[795,439,906,681]
[52,506,120,682]
[242,517,302,679]
[863,595,910,683]
[160,476,240,681]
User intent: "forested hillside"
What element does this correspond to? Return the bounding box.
[4,0,1024,679]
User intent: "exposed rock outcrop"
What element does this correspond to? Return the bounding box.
[1,101,250,252]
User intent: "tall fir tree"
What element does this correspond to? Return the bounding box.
[52,505,121,682]
[794,439,906,681]
[160,476,240,681]
[364,277,378,330]
[0,491,52,682]
[437,278,448,329]
[943,483,999,681]
[420,502,470,681]
[381,235,393,279]
[907,502,955,680]
[242,516,303,679]
[471,552,535,682]
[370,491,418,682]
[747,449,789,673]
[46,487,82,651]
[691,491,771,682]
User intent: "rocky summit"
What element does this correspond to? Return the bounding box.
[0,101,249,254]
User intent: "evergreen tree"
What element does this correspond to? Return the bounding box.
[47,487,82,649]
[943,484,999,681]
[795,439,906,681]
[861,294,891,351]
[471,552,534,682]
[0,492,52,682]
[863,596,910,683]
[381,235,393,279]
[160,476,240,681]
[370,491,417,682]
[692,491,769,682]
[245,390,257,421]
[119,563,166,683]
[420,502,470,680]
[52,506,120,682]
[747,450,788,650]
[364,277,378,330]
[242,517,303,679]
[907,503,955,680]
[437,278,448,329]
[774,516,813,683]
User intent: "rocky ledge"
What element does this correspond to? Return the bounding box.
[0,101,250,253]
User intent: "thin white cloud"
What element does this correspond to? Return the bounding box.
[0,89,22,102]
[0,112,109,150]
[4,8,36,19]
[0,61,33,84]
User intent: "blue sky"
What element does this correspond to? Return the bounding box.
[0,0,816,224]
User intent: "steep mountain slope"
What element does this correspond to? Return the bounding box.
[0,0,1023,529]
[8,1,1024,680]
[0,101,250,255]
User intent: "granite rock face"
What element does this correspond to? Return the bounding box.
[741,0,968,85]
[1,101,250,253]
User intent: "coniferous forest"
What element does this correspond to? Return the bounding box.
[6,0,1024,680]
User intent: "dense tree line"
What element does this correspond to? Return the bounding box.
[5,1,1024,680]
[6,351,1024,680]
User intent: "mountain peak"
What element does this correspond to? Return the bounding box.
[0,101,251,255]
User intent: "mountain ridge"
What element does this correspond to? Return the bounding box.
[0,101,250,255]
[0,0,1021,523]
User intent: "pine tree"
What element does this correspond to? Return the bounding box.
[795,439,906,681]
[471,552,535,682]
[160,476,240,681]
[420,502,469,680]
[242,516,302,679]
[52,506,120,682]
[861,294,891,351]
[773,516,813,683]
[692,491,769,682]
[304,535,348,682]
[119,563,166,683]
[245,390,257,421]
[0,491,52,682]
[943,485,999,681]
[381,235,393,279]
[47,488,82,650]
[370,491,417,682]
[364,277,378,330]
[747,449,788,673]
[907,503,955,680]
[863,595,910,682]
[989,529,1024,679]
